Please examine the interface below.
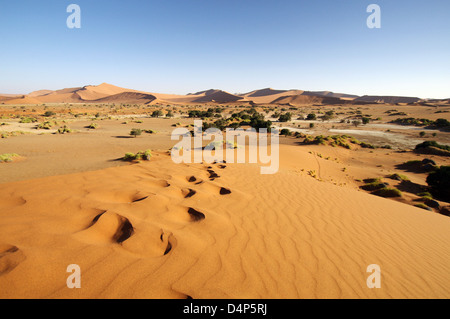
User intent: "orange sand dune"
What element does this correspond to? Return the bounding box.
[240,89,304,104]
[271,94,357,106]
[0,149,449,299]
[92,92,158,104]
[192,90,244,103]
[27,90,54,97]
[2,96,44,105]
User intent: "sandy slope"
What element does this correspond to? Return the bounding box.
[0,149,449,299]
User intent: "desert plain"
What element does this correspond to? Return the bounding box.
[0,83,449,298]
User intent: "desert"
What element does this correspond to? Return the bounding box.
[1,1,450,302]
[1,83,449,299]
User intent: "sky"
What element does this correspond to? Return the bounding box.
[0,0,449,98]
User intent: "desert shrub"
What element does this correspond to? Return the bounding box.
[414,203,432,211]
[361,180,387,191]
[372,187,402,198]
[151,110,163,118]
[415,141,450,152]
[86,123,98,129]
[362,117,371,125]
[57,125,72,134]
[388,173,409,181]
[0,153,19,163]
[123,150,152,161]
[20,117,37,123]
[306,113,316,120]
[166,110,174,118]
[309,123,315,129]
[43,111,56,117]
[426,166,450,202]
[130,128,142,138]
[360,142,376,149]
[278,113,292,122]
[352,120,362,127]
[36,121,53,130]
[417,192,433,198]
[280,129,291,136]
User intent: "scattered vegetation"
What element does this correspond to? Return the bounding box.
[151,110,163,118]
[414,141,450,156]
[372,187,402,198]
[0,153,19,163]
[43,111,56,117]
[123,150,152,161]
[57,125,72,134]
[36,121,54,130]
[391,117,450,130]
[130,128,142,138]
[426,166,450,202]
[387,173,409,181]
[86,123,98,129]
[19,117,38,123]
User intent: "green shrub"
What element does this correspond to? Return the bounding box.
[278,113,292,122]
[43,111,56,117]
[57,125,72,134]
[426,166,450,202]
[130,128,142,138]
[414,203,432,211]
[361,180,386,191]
[36,121,53,130]
[415,141,450,152]
[388,173,409,181]
[86,123,98,129]
[372,187,402,198]
[122,150,152,161]
[19,117,37,123]
[0,153,19,163]
[151,110,163,118]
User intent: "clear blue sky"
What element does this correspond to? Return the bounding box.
[0,0,449,98]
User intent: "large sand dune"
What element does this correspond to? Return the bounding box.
[1,83,442,106]
[0,150,449,299]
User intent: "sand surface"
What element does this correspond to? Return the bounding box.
[1,148,449,298]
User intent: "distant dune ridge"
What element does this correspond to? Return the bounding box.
[1,83,446,105]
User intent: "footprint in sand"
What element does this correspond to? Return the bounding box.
[220,187,231,195]
[76,211,134,245]
[187,207,206,222]
[0,244,26,276]
[182,188,197,198]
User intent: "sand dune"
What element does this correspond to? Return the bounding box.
[302,91,359,100]
[27,90,54,97]
[241,88,289,97]
[0,149,449,299]
[92,92,158,104]
[355,95,421,104]
[271,94,353,106]
[2,83,441,106]
[192,90,244,103]
[1,96,44,105]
